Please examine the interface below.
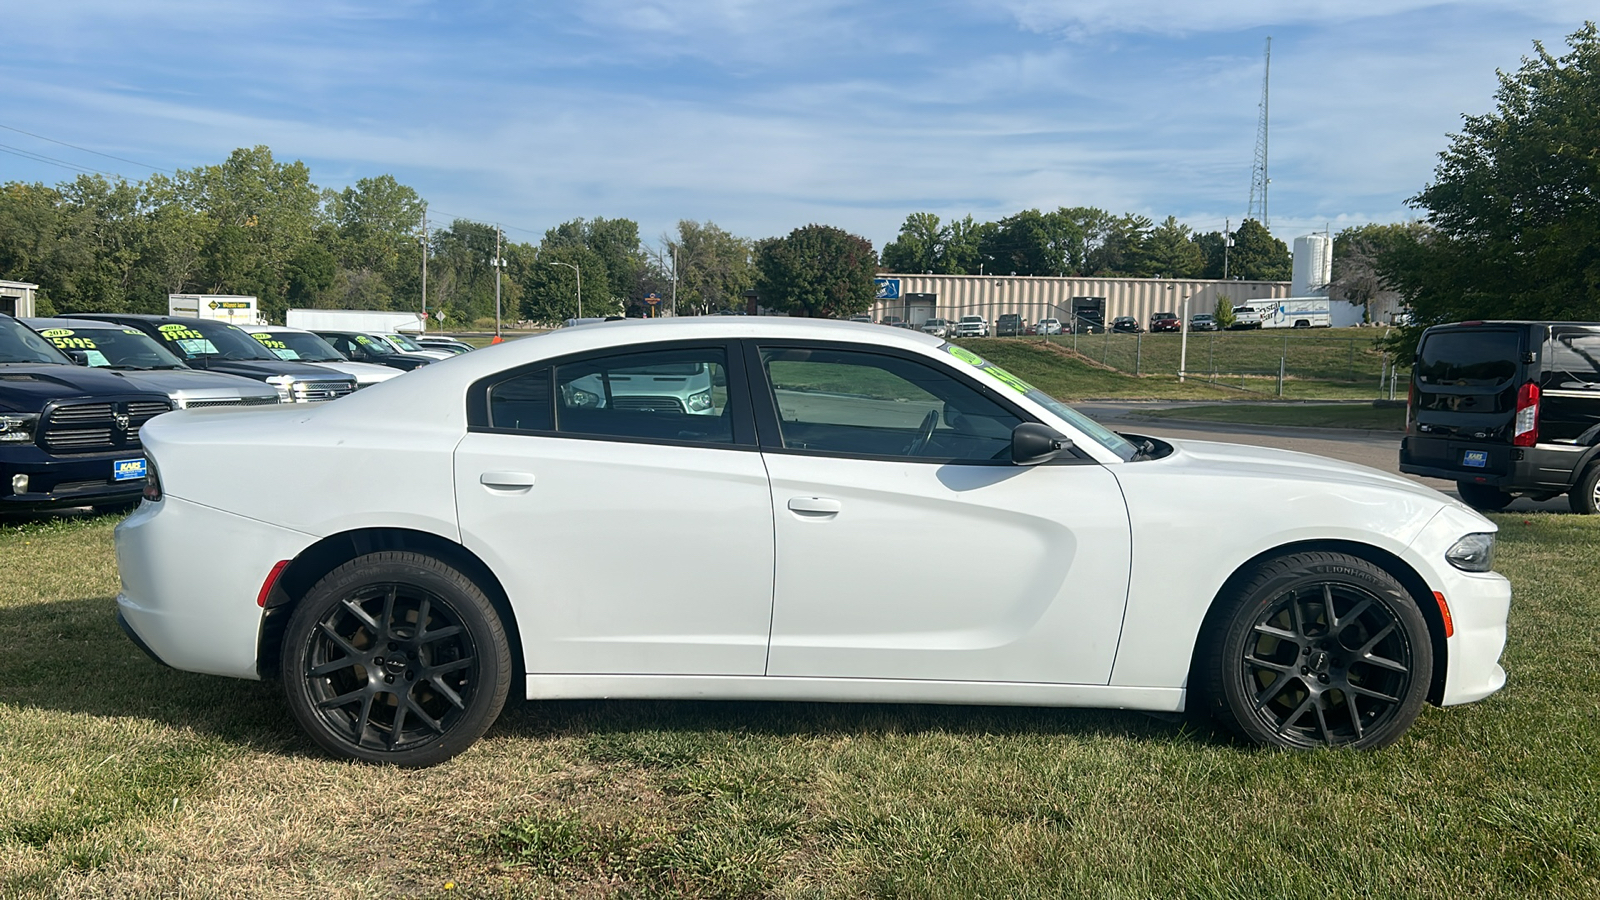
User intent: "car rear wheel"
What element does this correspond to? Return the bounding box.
[1457,481,1514,511]
[281,551,512,767]
[1195,552,1432,750]
[1568,463,1600,514]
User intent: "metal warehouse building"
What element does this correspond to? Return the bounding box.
[1,280,38,318]
[868,274,1290,328]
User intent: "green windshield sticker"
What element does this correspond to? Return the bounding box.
[122,329,143,335]
[946,345,984,367]
[356,335,373,345]
[984,366,1033,394]
[50,336,98,350]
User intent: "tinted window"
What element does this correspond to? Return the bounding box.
[488,368,553,431]
[0,318,69,364]
[1417,330,1520,386]
[554,347,734,444]
[40,326,185,369]
[760,347,1020,461]
[1545,330,1600,388]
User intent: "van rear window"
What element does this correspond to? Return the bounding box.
[1417,330,1519,386]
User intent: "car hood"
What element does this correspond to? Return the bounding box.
[109,368,280,399]
[304,359,402,385]
[180,358,347,381]
[1157,436,1465,508]
[0,364,152,412]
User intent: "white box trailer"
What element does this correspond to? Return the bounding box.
[168,294,263,326]
[284,309,426,333]
[1243,297,1332,329]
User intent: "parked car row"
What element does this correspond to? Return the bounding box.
[2,313,480,514]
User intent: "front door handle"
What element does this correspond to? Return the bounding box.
[480,471,536,490]
[787,496,841,516]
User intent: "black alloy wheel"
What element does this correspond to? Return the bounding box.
[282,552,511,767]
[1197,552,1432,750]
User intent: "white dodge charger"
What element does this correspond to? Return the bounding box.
[115,318,1510,766]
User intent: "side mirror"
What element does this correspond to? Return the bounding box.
[1012,422,1074,465]
[65,349,91,366]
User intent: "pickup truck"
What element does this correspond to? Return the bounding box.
[1229,307,1264,330]
[954,315,989,337]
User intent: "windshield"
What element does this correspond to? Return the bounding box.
[251,330,344,362]
[1,318,71,364]
[938,343,1137,461]
[961,316,983,323]
[382,333,424,352]
[155,320,279,361]
[1417,329,1520,387]
[37,326,185,369]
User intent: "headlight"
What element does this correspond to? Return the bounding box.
[264,374,295,401]
[563,387,600,408]
[1446,533,1496,572]
[0,413,39,443]
[687,390,713,411]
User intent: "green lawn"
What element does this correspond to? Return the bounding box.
[1,511,1595,898]
[1137,403,1408,431]
[1041,326,1397,385]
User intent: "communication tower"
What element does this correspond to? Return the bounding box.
[1246,37,1271,228]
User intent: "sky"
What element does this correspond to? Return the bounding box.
[0,1,1591,251]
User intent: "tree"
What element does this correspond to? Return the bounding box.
[979,209,1073,276]
[1329,222,1426,321]
[1227,219,1291,281]
[881,212,944,273]
[1383,24,1600,354]
[1193,230,1228,279]
[664,220,752,314]
[517,243,613,323]
[1139,216,1205,278]
[1214,296,1236,328]
[753,224,877,318]
[543,217,644,305]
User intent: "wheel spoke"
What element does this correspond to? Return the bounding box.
[415,597,432,637]
[1333,597,1374,630]
[1276,694,1317,734]
[1252,672,1297,709]
[339,598,382,635]
[353,692,375,742]
[1345,693,1364,740]
[389,701,408,749]
[316,687,367,710]
[1252,623,1297,642]
[309,656,360,678]
[380,586,398,637]
[419,624,463,644]
[1348,683,1402,704]
[1288,593,1308,638]
[1356,621,1398,657]
[1312,701,1333,744]
[1244,652,1296,674]
[406,698,447,735]
[317,622,365,659]
[428,675,469,710]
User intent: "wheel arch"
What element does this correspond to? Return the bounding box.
[257,527,524,682]
[1190,539,1449,706]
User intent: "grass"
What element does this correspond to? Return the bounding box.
[1041,326,1397,385]
[1,509,1597,898]
[1136,403,1408,431]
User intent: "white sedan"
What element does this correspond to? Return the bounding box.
[115,319,1510,766]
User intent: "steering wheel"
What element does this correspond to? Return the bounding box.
[905,408,940,456]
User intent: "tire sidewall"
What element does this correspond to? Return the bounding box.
[1213,554,1433,750]
[281,552,512,767]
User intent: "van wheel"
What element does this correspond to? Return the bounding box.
[1568,464,1600,514]
[281,551,512,767]
[1456,481,1514,511]
[1195,552,1432,750]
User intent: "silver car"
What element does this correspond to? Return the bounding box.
[921,318,950,338]
[24,318,281,409]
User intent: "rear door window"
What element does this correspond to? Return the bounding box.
[1544,329,1600,390]
[1416,330,1521,387]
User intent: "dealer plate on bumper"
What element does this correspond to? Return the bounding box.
[1461,449,1488,468]
[113,458,147,481]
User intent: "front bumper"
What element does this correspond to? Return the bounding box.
[1406,506,1512,706]
[115,494,316,679]
[1,446,146,511]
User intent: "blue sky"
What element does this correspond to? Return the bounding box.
[1,2,1590,250]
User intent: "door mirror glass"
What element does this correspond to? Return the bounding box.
[1012,422,1074,465]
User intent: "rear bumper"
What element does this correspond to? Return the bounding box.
[1400,436,1586,492]
[1,447,146,511]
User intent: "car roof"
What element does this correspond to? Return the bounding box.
[22,317,138,331]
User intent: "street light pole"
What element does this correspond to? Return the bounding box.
[493,226,503,338]
[1179,293,1191,382]
[549,261,581,320]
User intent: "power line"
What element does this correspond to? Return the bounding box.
[0,123,174,174]
[0,143,121,178]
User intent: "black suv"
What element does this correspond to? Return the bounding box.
[1400,321,1600,513]
[63,314,356,402]
[996,314,1024,337]
[1,314,172,512]
[313,331,434,371]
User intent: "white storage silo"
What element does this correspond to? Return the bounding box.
[1291,234,1332,297]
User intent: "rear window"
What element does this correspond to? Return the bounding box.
[1417,330,1521,387]
[1545,330,1600,388]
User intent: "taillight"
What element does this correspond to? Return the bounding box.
[1406,379,1416,433]
[141,457,162,502]
[1513,382,1540,447]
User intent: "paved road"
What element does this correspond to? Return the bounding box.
[1077,401,1570,514]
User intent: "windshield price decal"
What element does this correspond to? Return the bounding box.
[355,335,374,345]
[157,324,205,342]
[250,333,289,350]
[40,329,99,350]
[943,344,1034,394]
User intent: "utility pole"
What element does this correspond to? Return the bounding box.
[670,244,677,317]
[1223,217,1232,281]
[419,206,428,334]
[493,225,503,339]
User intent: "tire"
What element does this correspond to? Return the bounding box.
[1568,463,1600,514]
[281,551,512,767]
[1457,481,1514,511]
[1195,552,1433,750]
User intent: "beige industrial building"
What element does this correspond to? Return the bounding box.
[1,280,39,318]
[868,274,1289,328]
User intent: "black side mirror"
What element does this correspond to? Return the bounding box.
[1012,422,1074,465]
[65,349,91,366]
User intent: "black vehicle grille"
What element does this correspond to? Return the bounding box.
[182,395,281,409]
[38,398,172,455]
[611,395,686,413]
[290,380,357,402]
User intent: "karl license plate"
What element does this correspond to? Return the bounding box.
[1461,450,1489,468]
[113,458,147,481]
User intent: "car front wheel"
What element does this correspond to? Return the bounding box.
[1196,552,1432,750]
[281,551,512,767]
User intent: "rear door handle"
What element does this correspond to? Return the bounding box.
[787,496,841,516]
[480,471,536,490]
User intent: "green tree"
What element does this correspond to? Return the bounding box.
[753,224,877,318]
[979,209,1072,276]
[1214,296,1236,328]
[1329,222,1427,321]
[881,212,944,273]
[543,217,643,305]
[664,220,753,314]
[1139,216,1204,278]
[518,243,612,323]
[1227,219,1291,281]
[1383,24,1600,355]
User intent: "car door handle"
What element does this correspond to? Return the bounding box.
[480,471,536,490]
[787,497,841,516]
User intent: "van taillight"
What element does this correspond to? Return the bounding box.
[1406,380,1416,432]
[1513,382,1540,446]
